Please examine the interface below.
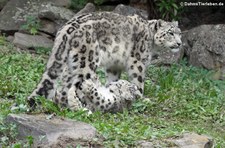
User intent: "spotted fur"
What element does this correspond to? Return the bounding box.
[28,12,182,111]
[66,79,141,113]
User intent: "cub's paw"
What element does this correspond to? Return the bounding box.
[129,85,142,99]
[81,79,96,94]
[67,86,83,110]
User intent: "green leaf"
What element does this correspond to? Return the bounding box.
[26,135,34,146]
[13,143,22,148]
[159,6,164,12]
[172,3,178,9]
[165,5,170,11]
[30,27,38,35]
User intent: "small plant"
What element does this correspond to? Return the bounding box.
[32,96,61,114]
[26,136,34,147]
[21,16,41,35]
[0,35,16,54]
[0,123,18,147]
[0,35,7,46]
[35,47,51,54]
[156,0,182,21]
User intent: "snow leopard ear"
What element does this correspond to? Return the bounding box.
[172,21,178,26]
[154,19,164,31]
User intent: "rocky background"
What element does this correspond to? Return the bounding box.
[0,0,224,147]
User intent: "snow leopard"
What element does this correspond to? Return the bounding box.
[27,11,182,111]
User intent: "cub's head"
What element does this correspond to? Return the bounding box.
[153,20,182,53]
[108,80,141,100]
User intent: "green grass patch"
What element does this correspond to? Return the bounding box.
[0,47,224,147]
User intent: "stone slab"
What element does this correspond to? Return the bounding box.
[6,114,100,147]
[167,133,213,148]
[13,32,53,49]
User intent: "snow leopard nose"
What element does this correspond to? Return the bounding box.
[177,42,181,47]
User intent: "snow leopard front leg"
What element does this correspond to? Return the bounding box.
[126,36,151,95]
[127,60,146,95]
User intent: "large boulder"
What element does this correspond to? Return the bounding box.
[75,3,95,16]
[38,3,75,25]
[167,133,213,148]
[0,0,74,35]
[0,0,38,34]
[183,24,225,79]
[10,2,96,50]
[113,4,148,19]
[150,49,184,66]
[13,32,53,49]
[6,114,102,147]
[38,3,75,35]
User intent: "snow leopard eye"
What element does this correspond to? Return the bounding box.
[168,32,174,36]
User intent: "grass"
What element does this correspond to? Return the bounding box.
[0,38,225,147]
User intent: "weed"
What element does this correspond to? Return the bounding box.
[26,136,34,147]
[0,35,7,46]
[35,47,51,55]
[21,16,41,35]
[156,0,183,21]
[0,35,16,54]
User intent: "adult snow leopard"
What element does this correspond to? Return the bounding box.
[28,11,182,110]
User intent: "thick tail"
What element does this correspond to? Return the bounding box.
[27,28,70,109]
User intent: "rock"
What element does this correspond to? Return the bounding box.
[137,139,173,147]
[183,24,225,75]
[151,48,184,66]
[0,0,73,34]
[113,4,148,19]
[0,0,8,10]
[51,0,71,7]
[137,133,213,148]
[137,140,154,148]
[6,114,102,147]
[39,19,57,36]
[38,3,95,36]
[180,17,191,30]
[6,35,14,42]
[167,133,213,148]
[38,3,75,23]
[76,3,96,16]
[0,0,34,34]
[38,3,95,22]
[38,3,75,33]
[13,32,53,49]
